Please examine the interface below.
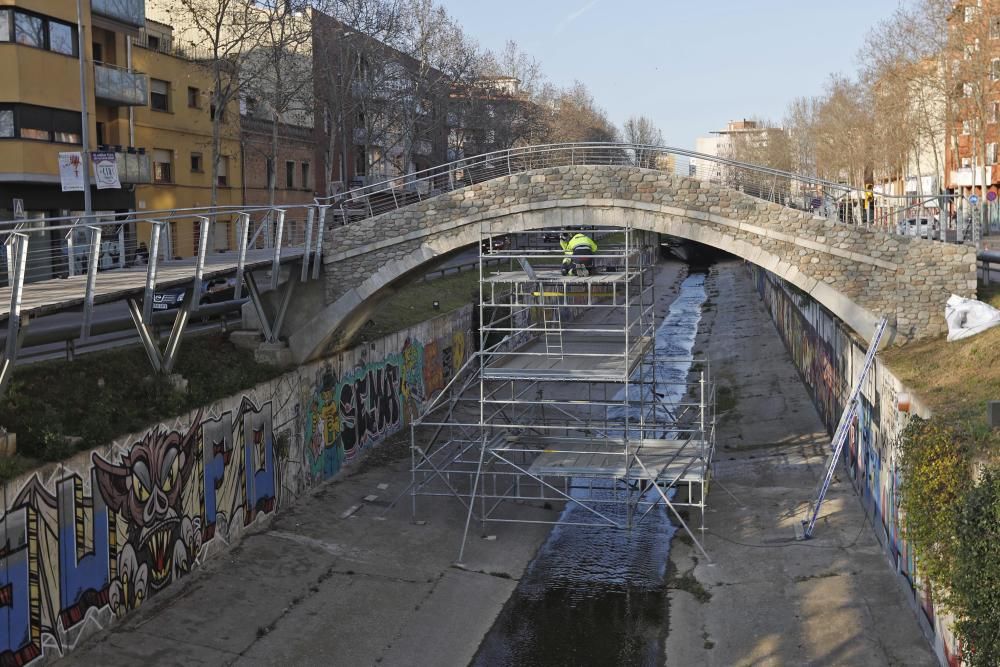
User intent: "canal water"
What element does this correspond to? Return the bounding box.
[471,270,709,667]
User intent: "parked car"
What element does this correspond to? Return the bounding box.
[153,277,239,311]
[898,217,936,239]
[481,234,510,254]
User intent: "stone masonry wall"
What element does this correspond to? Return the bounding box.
[298,165,976,360]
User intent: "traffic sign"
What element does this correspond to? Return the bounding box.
[11,198,24,219]
[988,191,997,202]
[970,194,980,205]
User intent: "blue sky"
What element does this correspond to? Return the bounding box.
[438,0,902,149]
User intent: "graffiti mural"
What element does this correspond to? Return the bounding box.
[0,307,473,664]
[749,265,958,665]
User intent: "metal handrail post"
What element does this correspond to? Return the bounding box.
[233,212,250,300]
[142,221,162,322]
[301,206,315,282]
[5,233,28,361]
[312,206,326,280]
[190,215,212,306]
[271,209,286,290]
[79,225,102,341]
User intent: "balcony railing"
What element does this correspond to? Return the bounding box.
[91,0,145,28]
[97,146,151,184]
[94,62,148,106]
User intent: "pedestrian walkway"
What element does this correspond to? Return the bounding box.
[664,260,935,666]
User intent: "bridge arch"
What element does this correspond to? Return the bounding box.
[289,165,976,362]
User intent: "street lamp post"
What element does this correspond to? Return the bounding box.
[75,0,93,217]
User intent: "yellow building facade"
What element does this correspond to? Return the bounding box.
[131,19,242,258]
[0,1,243,274]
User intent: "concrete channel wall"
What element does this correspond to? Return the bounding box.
[0,306,473,665]
[749,265,959,666]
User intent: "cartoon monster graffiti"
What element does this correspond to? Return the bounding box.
[93,413,203,603]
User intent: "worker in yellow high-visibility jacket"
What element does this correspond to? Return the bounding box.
[559,231,598,276]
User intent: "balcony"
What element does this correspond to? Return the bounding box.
[94,62,148,106]
[112,147,151,184]
[91,0,145,28]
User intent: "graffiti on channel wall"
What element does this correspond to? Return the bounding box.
[0,314,471,666]
[750,265,958,664]
[0,398,278,664]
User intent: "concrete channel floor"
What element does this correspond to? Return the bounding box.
[62,257,936,666]
[664,260,936,666]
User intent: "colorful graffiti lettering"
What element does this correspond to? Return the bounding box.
[0,312,472,665]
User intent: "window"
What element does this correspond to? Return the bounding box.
[217,156,228,186]
[153,149,172,183]
[92,42,102,62]
[150,79,169,112]
[993,58,1000,81]
[989,142,998,165]
[285,161,295,188]
[8,11,75,55]
[0,105,80,143]
[0,109,13,138]
[486,129,496,144]
[962,157,972,168]
[187,87,201,109]
[963,120,972,135]
[265,157,274,187]
[190,152,203,173]
[210,104,225,123]
[301,162,310,190]
[992,15,1000,39]
[47,20,73,55]
[147,34,160,50]
[355,147,366,176]
[964,82,974,97]
[14,12,43,47]
[992,101,1000,123]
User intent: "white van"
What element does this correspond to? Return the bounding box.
[898,217,935,239]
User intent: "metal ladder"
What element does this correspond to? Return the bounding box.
[802,316,889,539]
[539,282,564,359]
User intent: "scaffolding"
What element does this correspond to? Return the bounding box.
[410,220,716,562]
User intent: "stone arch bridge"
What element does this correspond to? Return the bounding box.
[287,165,977,363]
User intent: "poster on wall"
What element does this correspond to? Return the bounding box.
[58,152,85,192]
[91,151,121,190]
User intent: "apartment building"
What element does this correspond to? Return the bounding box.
[131,19,242,257]
[311,9,449,195]
[0,0,149,278]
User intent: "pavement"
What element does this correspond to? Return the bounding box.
[664,260,936,666]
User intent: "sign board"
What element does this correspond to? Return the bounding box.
[58,152,84,192]
[988,191,998,202]
[91,151,121,190]
[969,194,980,205]
[12,198,24,219]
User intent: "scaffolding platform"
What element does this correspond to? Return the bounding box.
[483,332,653,381]
[409,225,717,562]
[499,435,709,481]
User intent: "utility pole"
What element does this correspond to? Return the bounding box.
[76,0,93,217]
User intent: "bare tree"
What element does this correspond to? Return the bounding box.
[149,0,262,206]
[541,81,618,143]
[622,115,664,168]
[242,0,315,206]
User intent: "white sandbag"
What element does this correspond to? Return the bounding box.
[945,294,1000,341]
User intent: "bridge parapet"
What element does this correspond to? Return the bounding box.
[298,165,976,361]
